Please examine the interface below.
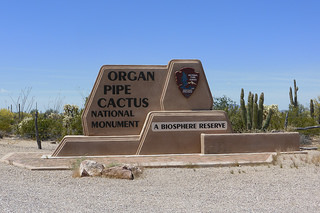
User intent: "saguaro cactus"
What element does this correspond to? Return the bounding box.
[289,79,298,107]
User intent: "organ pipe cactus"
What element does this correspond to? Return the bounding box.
[247,92,253,130]
[258,93,264,129]
[240,89,247,128]
[240,89,272,131]
[252,94,258,129]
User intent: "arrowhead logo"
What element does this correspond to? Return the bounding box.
[175,67,200,98]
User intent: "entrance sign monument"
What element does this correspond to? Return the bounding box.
[52,60,299,157]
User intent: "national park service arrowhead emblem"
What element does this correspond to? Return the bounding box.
[175,67,200,98]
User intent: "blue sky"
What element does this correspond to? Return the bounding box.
[1,0,319,112]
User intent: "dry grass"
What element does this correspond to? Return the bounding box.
[311,154,320,166]
[230,160,240,167]
[272,151,281,166]
[185,163,200,169]
[105,162,121,168]
[290,159,298,169]
[238,169,246,174]
[70,157,87,178]
[271,151,320,169]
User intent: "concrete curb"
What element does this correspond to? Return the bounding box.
[1,151,308,171]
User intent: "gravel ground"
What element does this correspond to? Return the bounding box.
[0,137,320,213]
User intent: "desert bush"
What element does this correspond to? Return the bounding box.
[17,104,83,140]
[289,105,317,126]
[213,95,244,132]
[265,105,286,131]
[17,112,63,140]
[285,104,320,136]
[43,113,63,140]
[62,104,83,136]
[18,117,34,137]
[0,108,14,134]
[311,96,320,124]
[285,80,319,135]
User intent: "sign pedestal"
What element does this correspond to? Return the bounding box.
[52,110,232,156]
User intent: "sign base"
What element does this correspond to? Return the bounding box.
[52,110,232,156]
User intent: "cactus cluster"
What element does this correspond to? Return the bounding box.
[240,88,272,131]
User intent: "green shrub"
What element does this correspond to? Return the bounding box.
[62,105,83,136]
[18,112,63,140]
[287,104,317,127]
[47,113,64,139]
[17,104,84,140]
[18,117,35,138]
[213,96,244,132]
[285,104,320,136]
[265,105,286,131]
[0,108,14,134]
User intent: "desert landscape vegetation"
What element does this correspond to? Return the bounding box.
[2,80,319,144]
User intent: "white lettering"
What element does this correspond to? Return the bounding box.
[151,121,227,132]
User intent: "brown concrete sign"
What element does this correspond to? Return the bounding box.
[52,59,300,157]
[82,59,213,136]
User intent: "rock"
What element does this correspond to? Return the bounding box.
[79,160,105,177]
[102,166,134,180]
[78,161,143,179]
[124,165,143,178]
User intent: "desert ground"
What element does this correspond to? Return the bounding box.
[0,137,320,213]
